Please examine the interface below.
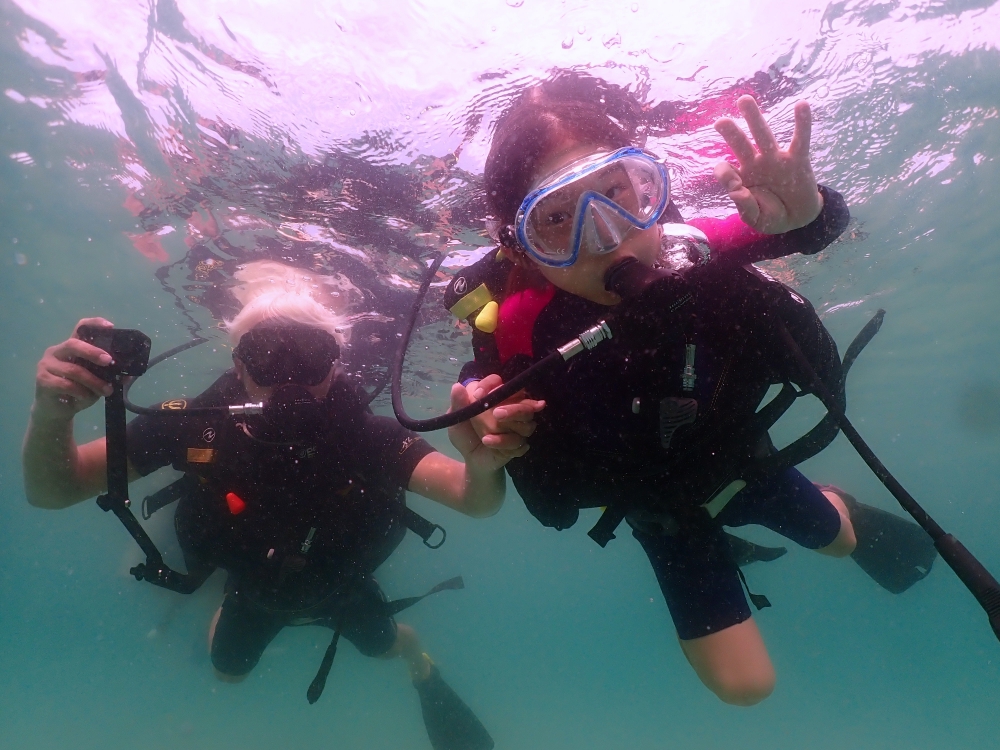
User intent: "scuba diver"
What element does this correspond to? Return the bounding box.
[439,81,938,706]
[21,285,535,750]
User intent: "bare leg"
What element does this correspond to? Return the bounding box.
[208,605,246,683]
[679,618,776,706]
[378,622,432,682]
[816,489,857,557]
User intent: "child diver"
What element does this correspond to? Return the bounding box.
[444,78,936,706]
[23,279,534,749]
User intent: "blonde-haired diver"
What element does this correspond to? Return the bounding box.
[23,263,539,749]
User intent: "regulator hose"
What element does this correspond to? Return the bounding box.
[390,253,572,432]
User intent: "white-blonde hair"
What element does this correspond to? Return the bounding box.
[225,261,354,347]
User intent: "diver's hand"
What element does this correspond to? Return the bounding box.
[448,377,544,471]
[33,318,115,422]
[465,374,545,450]
[713,96,822,234]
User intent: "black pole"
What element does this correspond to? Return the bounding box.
[95,379,200,593]
[95,381,164,564]
[778,322,1000,642]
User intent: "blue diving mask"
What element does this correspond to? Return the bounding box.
[514,147,670,268]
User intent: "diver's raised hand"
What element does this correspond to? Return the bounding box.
[33,318,115,421]
[713,96,823,234]
[466,374,545,448]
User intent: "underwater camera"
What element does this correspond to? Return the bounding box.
[75,324,151,380]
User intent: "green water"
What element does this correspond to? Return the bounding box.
[3,1,1000,748]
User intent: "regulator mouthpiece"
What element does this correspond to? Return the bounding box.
[603,257,674,300]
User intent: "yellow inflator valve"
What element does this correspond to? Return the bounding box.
[474,300,499,333]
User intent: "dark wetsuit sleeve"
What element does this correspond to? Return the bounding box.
[126,414,183,476]
[355,413,437,487]
[689,185,850,265]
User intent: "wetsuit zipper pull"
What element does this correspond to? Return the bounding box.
[682,343,696,392]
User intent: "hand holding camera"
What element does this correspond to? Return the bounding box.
[34,318,150,420]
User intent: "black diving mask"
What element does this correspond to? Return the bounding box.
[234,323,340,443]
[234,324,340,387]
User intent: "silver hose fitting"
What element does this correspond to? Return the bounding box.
[557,320,613,360]
[229,402,264,415]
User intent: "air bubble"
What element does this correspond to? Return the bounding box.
[15,253,27,265]
[561,36,574,49]
[577,25,586,34]
[631,2,639,10]
[11,237,17,244]
[506,0,524,6]
[348,109,356,116]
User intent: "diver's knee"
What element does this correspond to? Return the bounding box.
[818,490,857,557]
[819,521,857,558]
[709,669,776,706]
[214,668,247,684]
[395,622,418,647]
[680,620,776,706]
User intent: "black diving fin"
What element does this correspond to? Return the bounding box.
[824,486,938,594]
[725,532,788,566]
[414,664,494,750]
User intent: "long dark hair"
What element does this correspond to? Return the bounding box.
[484,73,643,232]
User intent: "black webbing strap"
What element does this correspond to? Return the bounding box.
[403,506,447,549]
[587,502,628,548]
[141,475,199,520]
[756,309,885,474]
[304,576,465,704]
[307,626,342,704]
[737,568,772,611]
[384,575,465,616]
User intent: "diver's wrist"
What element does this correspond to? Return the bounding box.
[29,397,78,428]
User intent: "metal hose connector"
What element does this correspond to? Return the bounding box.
[558,321,612,360]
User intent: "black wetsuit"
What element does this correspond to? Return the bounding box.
[449,188,852,638]
[126,370,435,675]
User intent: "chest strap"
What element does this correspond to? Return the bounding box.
[141,477,447,550]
